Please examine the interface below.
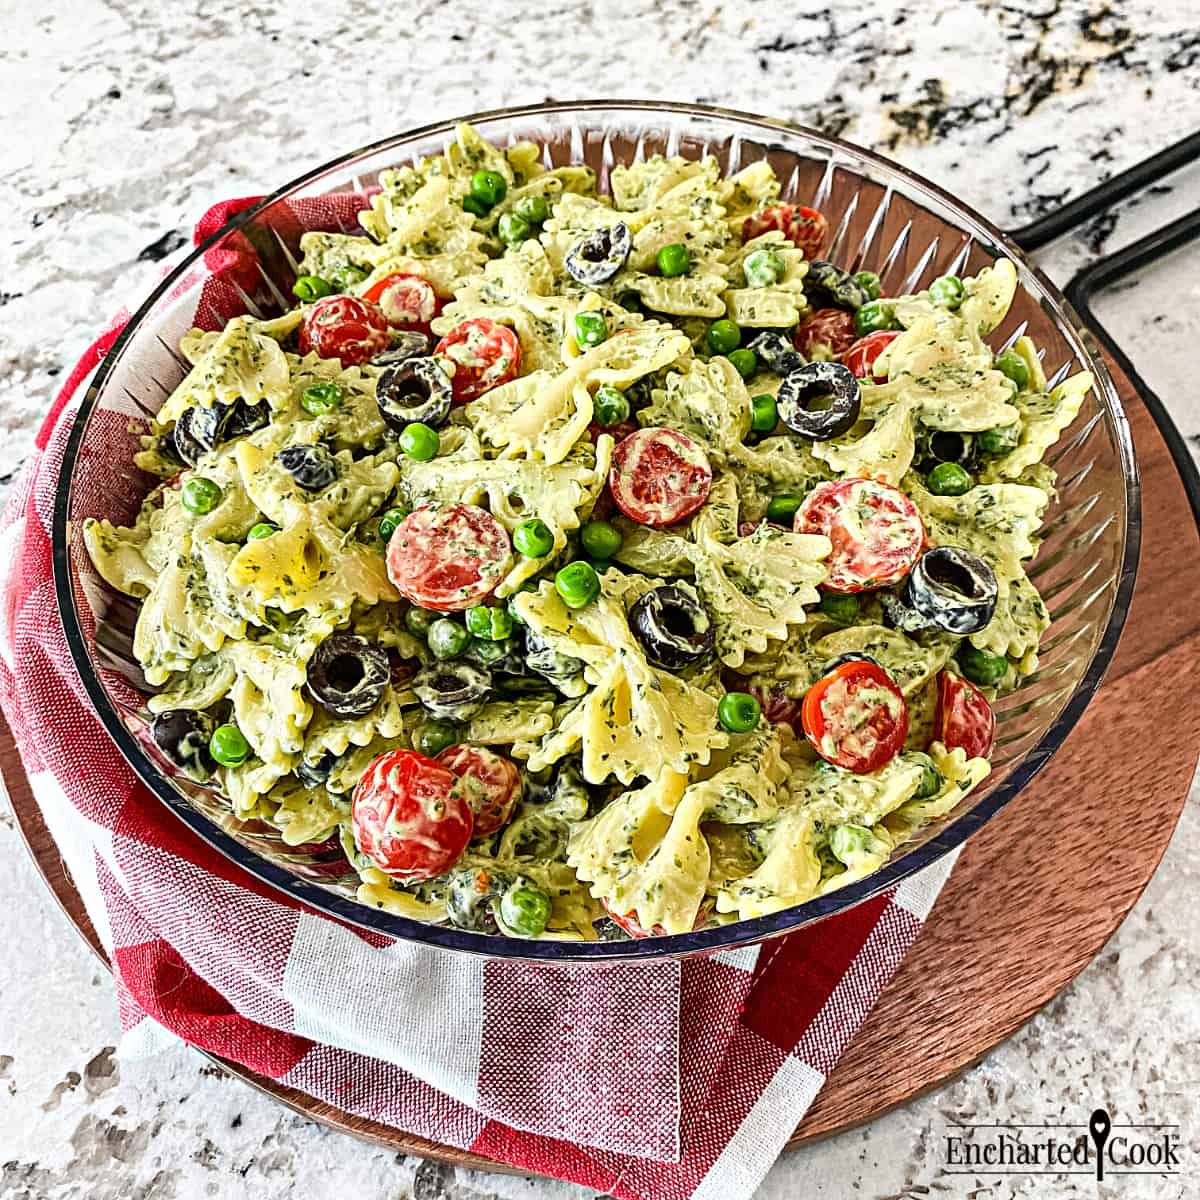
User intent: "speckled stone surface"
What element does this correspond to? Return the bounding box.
[2,2,1199,1197]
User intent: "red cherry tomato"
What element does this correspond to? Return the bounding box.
[386,503,513,612]
[362,272,442,335]
[742,204,828,260]
[795,478,925,593]
[841,331,901,380]
[605,900,713,939]
[298,295,392,366]
[436,744,522,837]
[609,427,713,527]
[351,749,473,881]
[433,318,522,404]
[749,684,805,735]
[801,660,909,773]
[793,308,858,359]
[934,671,996,759]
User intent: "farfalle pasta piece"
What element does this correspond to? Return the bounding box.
[638,356,751,464]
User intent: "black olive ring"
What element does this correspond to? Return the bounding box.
[371,331,431,367]
[150,709,216,778]
[277,443,339,492]
[804,260,868,311]
[776,362,862,441]
[306,634,390,718]
[904,546,998,635]
[564,221,632,285]
[628,584,715,670]
[376,355,454,431]
[747,330,805,377]
[412,661,493,721]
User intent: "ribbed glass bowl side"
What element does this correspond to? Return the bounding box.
[53,101,1140,961]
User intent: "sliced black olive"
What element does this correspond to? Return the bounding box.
[376,356,453,431]
[805,260,867,311]
[629,584,715,670]
[225,398,270,439]
[564,221,631,285]
[924,430,975,467]
[277,443,338,492]
[171,408,209,466]
[905,547,998,635]
[747,330,805,377]
[150,709,215,778]
[524,627,585,691]
[295,752,336,789]
[822,653,882,672]
[371,331,431,367]
[306,634,389,718]
[189,402,236,452]
[412,661,492,720]
[777,362,861,440]
[445,866,513,933]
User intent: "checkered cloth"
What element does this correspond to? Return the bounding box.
[0,194,956,1199]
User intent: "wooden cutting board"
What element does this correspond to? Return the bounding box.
[6,347,1198,1170]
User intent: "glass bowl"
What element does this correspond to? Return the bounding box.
[52,101,1140,960]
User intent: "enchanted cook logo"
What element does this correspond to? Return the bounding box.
[944,1108,1181,1181]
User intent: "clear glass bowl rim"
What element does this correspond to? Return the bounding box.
[52,99,1142,961]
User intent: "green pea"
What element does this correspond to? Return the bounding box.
[927,462,973,496]
[247,522,277,541]
[728,348,758,379]
[329,265,367,292]
[830,823,872,865]
[749,393,778,434]
[462,194,490,218]
[428,618,470,661]
[413,719,461,756]
[514,194,550,225]
[995,349,1030,391]
[656,242,691,277]
[852,270,882,301]
[977,424,1021,455]
[958,643,1009,687]
[580,519,623,561]
[744,247,785,288]
[398,422,439,461]
[378,507,408,543]
[210,723,250,767]
[292,275,333,302]
[469,169,507,208]
[855,300,899,337]
[911,752,942,799]
[717,691,761,733]
[820,592,860,624]
[592,385,630,427]
[573,310,608,349]
[766,495,803,523]
[706,318,741,355]
[498,884,552,938]
[300,381,343,415]
[466,606,513,641]
[497,212,531,246]
[405,607,438,637]
[555,561,600,609]
[467,635,510,665]
[929,274,965,309]
[181,476,222,515]
[513,517,554,558]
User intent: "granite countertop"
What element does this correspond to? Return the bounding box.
[2,1,1198,1197]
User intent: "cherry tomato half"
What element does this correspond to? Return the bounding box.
[841,331,901,380]
[609,427,713,527]
[363,272,442,335]
[434,318,522,404]
[742,204,828,261]
[386,503,513,612]
[437,744,522,837]
[934,671,996,759]
[795,478,925,593]
[793,308,858,359]
[298,295,392,366]
[351,748,474,881]
[801,660,909,774]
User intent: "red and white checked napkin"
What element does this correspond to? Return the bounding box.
[0,196,958,1200]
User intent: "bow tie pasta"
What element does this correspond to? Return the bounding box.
[84,120,1092,942]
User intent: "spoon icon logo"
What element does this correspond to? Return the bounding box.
[1090,1108,1112,1180]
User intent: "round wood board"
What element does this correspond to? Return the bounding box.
[6,346,1199,1174]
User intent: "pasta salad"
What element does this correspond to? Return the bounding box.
[84,123,1089,941]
